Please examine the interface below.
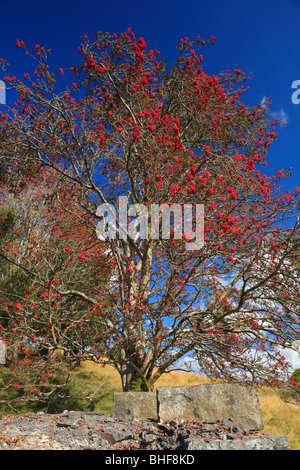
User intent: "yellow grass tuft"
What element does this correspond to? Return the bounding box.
[259,387,300,450]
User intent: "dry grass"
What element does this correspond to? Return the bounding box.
[78,361,300,449]
[154,370,215,389]
[259,387,300,450]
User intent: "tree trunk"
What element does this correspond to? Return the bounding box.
[120,363,150,391]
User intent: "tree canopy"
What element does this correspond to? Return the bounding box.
[0,29,300,394]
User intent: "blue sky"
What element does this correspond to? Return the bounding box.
[0,0,300,190]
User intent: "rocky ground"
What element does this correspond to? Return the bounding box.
[0,410,277,450]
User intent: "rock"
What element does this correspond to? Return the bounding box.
[100,432,116,445]
[157,384,264,430]
[182,435,291,450]
[112,391,158,420]
[0,411,291,450]
[142,432,157,443]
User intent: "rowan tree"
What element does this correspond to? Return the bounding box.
[0,30,300,392]
[0,170,113,403]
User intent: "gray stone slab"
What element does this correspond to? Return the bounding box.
[112,391,158,420]
[157,384,264,430]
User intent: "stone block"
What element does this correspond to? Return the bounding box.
[157,384,264,430]
[112,392,158,420]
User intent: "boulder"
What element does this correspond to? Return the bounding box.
[157,384,264,430]
[112,392,158,420]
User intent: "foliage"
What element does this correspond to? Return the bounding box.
[293,369,300,384]
[289,368,300,392]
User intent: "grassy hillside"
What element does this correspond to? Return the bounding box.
[70,361,300,450]
[1,360,299,449]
